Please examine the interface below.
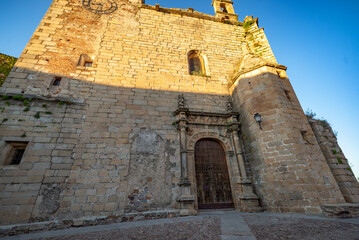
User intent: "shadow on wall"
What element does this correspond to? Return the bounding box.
[1,67,356,224]
[0,66,230,224]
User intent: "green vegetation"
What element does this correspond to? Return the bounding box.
[337,156,343,164]
[243,20,255,30]
[57,101,64,108]
[45,111,52,115]
[1,95,9,100]
[12,95,25,101]
[34,112,40,119]
[305,109,317,119]
[305,109,331,128]
[1,95,34,112]
[0,53,17,86]
[332,149,337,154]
[243,20,255,38]
[21,132,26,138]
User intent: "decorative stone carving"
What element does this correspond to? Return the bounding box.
[82,0,118,15]
[187,114,227,125]
[186,127,194,136]
[178,94,185,108]
[227,99,233,112]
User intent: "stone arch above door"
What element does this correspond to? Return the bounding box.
[187,131,232,153]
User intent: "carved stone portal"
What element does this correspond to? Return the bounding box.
[174,103,262,215]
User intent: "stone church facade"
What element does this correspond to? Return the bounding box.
[0,0,358,225]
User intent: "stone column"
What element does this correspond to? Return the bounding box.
[232,127,248,180]
[178,113,190,185]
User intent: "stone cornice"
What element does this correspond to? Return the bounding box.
[141,4,242,24]
[228,63,287,88]
[174,108,239,119]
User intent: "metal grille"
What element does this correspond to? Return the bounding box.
[195,139,234,209]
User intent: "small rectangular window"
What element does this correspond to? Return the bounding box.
[2,142,28,165]
[84,61,93,67]
[52,77,62,86]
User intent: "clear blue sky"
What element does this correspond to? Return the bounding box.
[0,0,358,179]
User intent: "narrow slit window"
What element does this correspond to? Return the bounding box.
[11,149,25,165]
[52,77,62,86]
[284,90,291,101]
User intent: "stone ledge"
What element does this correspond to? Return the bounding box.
[0,210,180,237]
[321,204,359,218]
[0,93,85,105]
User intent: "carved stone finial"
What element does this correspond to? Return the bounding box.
[178,94,185,108]
[227,99,233,112]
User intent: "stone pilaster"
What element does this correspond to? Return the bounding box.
[227,112,262,212]
[175,95,195,216]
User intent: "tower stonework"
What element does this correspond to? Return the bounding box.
[0,0,359,227]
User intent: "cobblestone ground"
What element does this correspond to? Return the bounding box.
[3,211,359,240]
[43,217,220,240]
[0,216,220,240]
[243,214,359,240]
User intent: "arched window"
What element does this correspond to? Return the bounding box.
[188,51,205,76]
[77,54,93,67]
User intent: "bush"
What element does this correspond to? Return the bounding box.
[0,53,17,86]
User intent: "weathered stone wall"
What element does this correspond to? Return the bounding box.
[0,0,275,224]
[0,95,85,224]
[0,0,354,225]
[309,119,359,203]
[229,66,346,214]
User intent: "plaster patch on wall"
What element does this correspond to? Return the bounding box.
[126,129,173,212]
[38,184,62,220]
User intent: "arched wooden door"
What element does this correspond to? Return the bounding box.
[195,139,234,209]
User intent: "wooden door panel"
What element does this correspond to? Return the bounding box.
[195,139,233,209]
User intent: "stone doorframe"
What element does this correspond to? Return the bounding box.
[174,95,261,216]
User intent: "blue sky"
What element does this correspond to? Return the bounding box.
[0,0,358,179]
